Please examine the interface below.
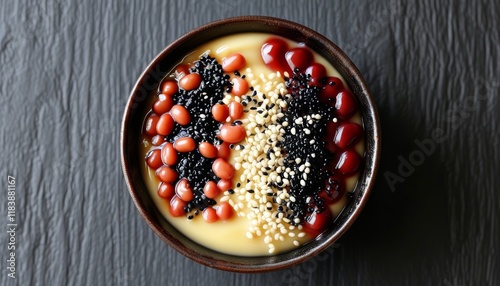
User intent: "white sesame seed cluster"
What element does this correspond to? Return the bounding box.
[220,68,306,253]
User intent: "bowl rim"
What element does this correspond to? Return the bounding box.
[121,15,381,272]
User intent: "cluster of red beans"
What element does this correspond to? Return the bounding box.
[143,53,250,223]
[142,37,364,236]
[261,37,364,235]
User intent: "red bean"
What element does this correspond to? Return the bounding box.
[170,105,191,125]
[231,77,249,96]
[303,207,332,235]
[285,47,314,72]
[179,73,202,91]
[158,183,175,200]
[261,37,291,75]
[161,142,178,165]
[219,124,246,143]
[199,142,218,158]
[156,165,178,182]
[212,158,234,179]
[160,80,178,96]
[203,181,220,199]
[175,179,194,202]
[169,196,186,217]
[153,93,174,114]
[222,53,246,72]
[319,77,345,104]
[211,103,229,123]
[202,207,218,223]
[145,149,163,169]
[151,135,166,146]
[156,113,174,136]
[144,113,159,136]
[216,202,234,220]
[217,179,233,192]
[175,64,190,80]
[305,63,327,86]
[335,150,361,175]
[335,90,357,120]
[173,137,196,152]
[216,142,231,160]
[334,122,364,149]
[228,101,244,120]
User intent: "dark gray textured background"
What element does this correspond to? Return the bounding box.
[1,0,499,285]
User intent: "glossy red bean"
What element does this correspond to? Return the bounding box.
[228,101,244,120]
[161,142,178,165]
[156,165,178,182]
[145,149,163,169]
[319,77,345,104]
[335,90,358,120]
[158,183,175,200]
[169,196,186,217]
[199,142,218,158]
[334,122,364,149]
[203,181,220,199]
[156,113,174,136]
[202,207,218,223]
[153,93,174,114]
[261,37,291,75]
[217,179,233,192]
[216,142,231,160]
[211,103,229,123]
[160,80,178,96]
[179,73,202,91]
[170,105,191,125]
[305,63,327,86]
[173,137,196,152]
[303,207,332,235]
[175,179,194,202]
[285,47,314,72]
[144,113,160,136]
[212,158,234,179]
[219,124,246,143]
[151,135,166,146]
[335,150,361,175]
[222,53,246,72]
[216,202,234,220]
[174,64,190,80]
[231,77,249,96]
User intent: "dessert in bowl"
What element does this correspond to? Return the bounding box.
[121,16,380,272]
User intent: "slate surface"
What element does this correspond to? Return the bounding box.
[1,0,499,285]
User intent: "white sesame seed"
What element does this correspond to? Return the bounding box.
[300,180,306,186]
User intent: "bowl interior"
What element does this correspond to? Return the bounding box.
[121,16,380,272]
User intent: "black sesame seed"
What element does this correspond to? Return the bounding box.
[228,189,235,194]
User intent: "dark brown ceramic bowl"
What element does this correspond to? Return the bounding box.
[121,16,380,272]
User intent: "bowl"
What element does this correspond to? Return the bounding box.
[121,16,381,272]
